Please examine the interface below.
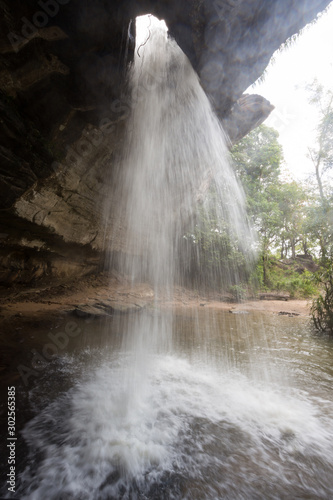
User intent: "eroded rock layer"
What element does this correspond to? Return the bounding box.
[0,0,330,286]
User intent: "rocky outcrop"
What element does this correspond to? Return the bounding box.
[223,94,275,145]
[73,282,154,317]
[195,0,331,118]
[0,0,331,287]
[0,118,126,286]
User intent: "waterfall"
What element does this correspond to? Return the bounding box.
[113,14,253,349]
[19,16,333,500]
[106,14,255,414]
[119,14,251,281]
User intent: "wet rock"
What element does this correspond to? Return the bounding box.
[278,311,300,317]
[259,293,290,301]
[229,310,249,314]
[74,301,143,317]
[224,94,275,145]
[72,283,154,318]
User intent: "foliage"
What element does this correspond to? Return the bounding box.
[304,81,333,262]
[232,125,283,190]
[183,117,331,301]
[265,261,318,298]
[230,123,324,298]
[306,80,333,201]
[181,194,250,291]
[303,194,333,260]
[311,264,333,334]
[228,284,247,301]
[273,181,310,258]
[232,125,284,287]
[231,126,315,262]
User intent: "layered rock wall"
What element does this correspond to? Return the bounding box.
[0,0,331,287]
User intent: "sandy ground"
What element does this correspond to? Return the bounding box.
[186,294,310,316]
[0,273,311,328]
[0,274,311,392]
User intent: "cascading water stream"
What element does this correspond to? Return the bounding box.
[104,14,254,413]
[107,14,255,417]
[120,17,251,282]
[10,15,333,500]
[114,13,252,350]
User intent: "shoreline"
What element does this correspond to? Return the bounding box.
[0,274,311,329]
[0,274,312,395]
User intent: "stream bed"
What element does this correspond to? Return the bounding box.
[2,309,333,499]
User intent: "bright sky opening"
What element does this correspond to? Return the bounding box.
[247,2,333,181]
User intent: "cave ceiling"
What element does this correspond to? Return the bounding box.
[0,0,331,285]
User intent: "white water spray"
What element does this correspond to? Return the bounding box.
[114,14,252,347]
[119,14,251,282]
[110,14,254,413]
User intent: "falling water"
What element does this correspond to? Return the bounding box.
[120,17,251,277]
[11,15,333,500]
[114,14,252,345]
[108,13,254,414]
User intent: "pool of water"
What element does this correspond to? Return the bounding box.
[1,309,333,499]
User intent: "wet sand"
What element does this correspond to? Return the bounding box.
[0,273,311,331]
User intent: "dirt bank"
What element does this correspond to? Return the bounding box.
[0,274,312,393]
[165,289,311,317]
[0,273,311,329]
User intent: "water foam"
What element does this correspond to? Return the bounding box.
[17,352,333,499]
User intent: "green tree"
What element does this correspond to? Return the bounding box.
[306,80,333,200]
[273,181,309,259]
[181,190,249,292]
[311,263,333,335]
[232,124,283,191]
[304,193,333,261]
[306,80,333,261]
[231,124,284,286]
[305,81,333,332]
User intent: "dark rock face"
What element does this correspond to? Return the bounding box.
[223,94,275,145]
[0,0,331,286]
[0,93,55,209]
[196,0,331,118]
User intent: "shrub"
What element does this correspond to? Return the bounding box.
[263,263,317,298]
[228,284,247,302]
[311,267,333,334]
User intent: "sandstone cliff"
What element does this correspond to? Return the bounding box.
[0,0,330,287]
